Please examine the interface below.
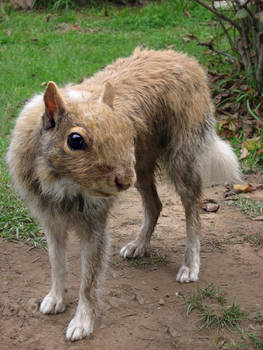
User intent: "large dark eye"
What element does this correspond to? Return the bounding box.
[67,132,86,150]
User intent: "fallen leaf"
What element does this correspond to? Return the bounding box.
[9,0,33,9]
[233,183,257,193]
[46,14,52,22]
[167,326,177,337]
[184,33,197,40]
[201,199,220,212]
[182,37,191,42]
[239,147,249,160]
[134,293,144,305]
[242,137,260,151]
[183,9,192,17]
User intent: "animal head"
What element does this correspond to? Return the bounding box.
[39,81,136,198]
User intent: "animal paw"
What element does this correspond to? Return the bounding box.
[66,313,94,341]
[120,240,149,258]
[176,264,199,283]
[40,292,66,314]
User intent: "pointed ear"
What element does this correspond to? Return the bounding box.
[100,81,114,109]
[43,81,66,130]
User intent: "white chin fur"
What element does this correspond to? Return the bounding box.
[41,178,81,201]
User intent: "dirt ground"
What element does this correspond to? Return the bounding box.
[1,176,263,350]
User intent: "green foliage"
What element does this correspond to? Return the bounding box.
[236,196,263,218]
[0,138,43,247]
[185,284,247,330]
[194,0,263,95]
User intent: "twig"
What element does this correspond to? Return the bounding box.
[194,0,241,31]
[198,42,241,63]
[243,2,259,68]
[217,16,235,50]
[32,257,40,263]
[256,32,263,95]
[211,0,235,49]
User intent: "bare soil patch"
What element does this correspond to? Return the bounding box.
[1,179,263,349]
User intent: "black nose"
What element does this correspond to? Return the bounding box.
[115,176,131,191]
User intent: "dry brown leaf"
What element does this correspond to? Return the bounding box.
[239,147,249,160]
[242,137,260,151]
[182,37,191,43]
[233,183,258,193]
[201,199,220,212]
[183,9,192,18]
[9,0,32,9]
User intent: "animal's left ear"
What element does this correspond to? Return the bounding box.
[100,81,114,109]
[43,81,66,129]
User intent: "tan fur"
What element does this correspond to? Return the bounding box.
[7,48,240,341]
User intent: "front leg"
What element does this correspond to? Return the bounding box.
[66,229,108,341]
[40,229,68,314]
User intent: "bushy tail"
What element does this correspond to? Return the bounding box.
[199,134,241,186]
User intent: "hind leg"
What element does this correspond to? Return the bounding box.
[176,193,201,283]
[167,157,202,283]
[120,170,162,258]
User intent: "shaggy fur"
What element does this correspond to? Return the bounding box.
[7,48,241,341]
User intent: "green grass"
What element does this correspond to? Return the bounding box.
[0,137,44,247]
[236,196,263,218]
[126,248,169,267]
[185,284,247,330]
[184,284,263,349]
[237,326,263,350]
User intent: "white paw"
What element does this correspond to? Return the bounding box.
[66,312,94,341]
[120,240,149,258]
[40,292,66,314]
[176,264,199,283]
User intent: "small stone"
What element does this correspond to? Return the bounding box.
[110,270,118,278]
[167,326,177,337]
[27,298,40,313]
[134,293,145,305]
[159,298,165,305]
[108,297,119,308]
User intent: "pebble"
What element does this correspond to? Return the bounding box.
[159,298,165,305]
[167,326,177,337]
[134,293,145,305]
[27,298,40,313]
